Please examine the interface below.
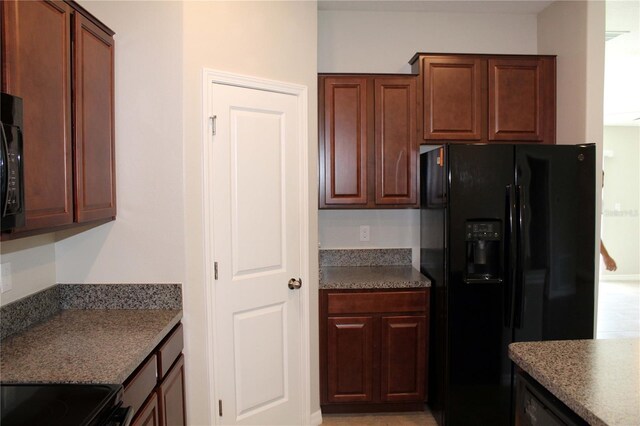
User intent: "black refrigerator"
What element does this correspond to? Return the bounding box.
[420,144,595,426]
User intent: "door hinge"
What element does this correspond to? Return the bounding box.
[214,262,218,280]
[218,399,223,417]
[210,115,217,136]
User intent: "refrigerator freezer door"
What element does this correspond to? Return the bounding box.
[514,144,595,342]
[447,144,514,426]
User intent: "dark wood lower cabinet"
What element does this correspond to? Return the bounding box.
[380,315,426,402]
[158,354,186,426]
[327,316,375,403]
[126,324,186,426]
[132,393,160,426]
[321,289,429,412]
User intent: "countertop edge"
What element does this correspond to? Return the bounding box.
[508,344,607,426]
[114,310,183,384]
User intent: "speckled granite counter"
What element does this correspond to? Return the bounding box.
[509,339,640,426]
[319,265,430,289]
[1,309,182,384]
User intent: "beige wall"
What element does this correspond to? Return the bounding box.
[182,2,318,423]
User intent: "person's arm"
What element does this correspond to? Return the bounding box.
[600,241,617,271]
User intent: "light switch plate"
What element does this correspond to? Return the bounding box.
[1,262,12,293]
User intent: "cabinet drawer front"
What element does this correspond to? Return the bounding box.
[157,324,184,380]
[124,354,158,417]
[327,290,427,315]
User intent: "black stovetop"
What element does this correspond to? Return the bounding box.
[0,383,123,426]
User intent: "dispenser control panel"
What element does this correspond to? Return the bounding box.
[466,222,501,241]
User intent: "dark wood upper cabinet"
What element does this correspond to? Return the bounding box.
[422,57,483,141]
[1,0,74,230]
[321,77,368,206]
[73,13,116,223]
[319,75,418,209]
[411,53,556,145]
[374,78,418,206]
[488,58,555,143]
[1,0,116,239]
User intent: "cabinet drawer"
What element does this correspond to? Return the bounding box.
[327,290,427,315]
[157,324,183,380]
[124,354,158,416]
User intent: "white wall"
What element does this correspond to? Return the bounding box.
[318,9,539,268]
[319,10,538,73]
[182,2,318,424]
[53,1,185,285]
[0,235,56,305]
[602,126,640,279]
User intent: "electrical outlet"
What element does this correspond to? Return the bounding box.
[359,225,370,242]
[1,263,13,293]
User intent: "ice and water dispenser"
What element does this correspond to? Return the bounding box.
[465,220,502,283]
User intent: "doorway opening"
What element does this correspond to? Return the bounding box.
[597,0,640,339]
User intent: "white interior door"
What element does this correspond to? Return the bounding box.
[207,77,307,425]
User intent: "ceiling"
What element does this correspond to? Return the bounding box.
[319,0,640,126]
[318,1,554,14]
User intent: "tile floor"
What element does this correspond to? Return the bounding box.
[597,280,640,339]
[321,408,438,426]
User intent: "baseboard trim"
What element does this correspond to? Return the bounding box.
[310,409,323,425]
[600,274,640,282]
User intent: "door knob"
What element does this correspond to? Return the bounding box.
[288,278,302,290]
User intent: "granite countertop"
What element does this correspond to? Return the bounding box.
[0,309,182,384]
[509,339,640,426]
[319,265,430,289]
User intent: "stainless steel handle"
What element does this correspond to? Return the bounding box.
[288,278,302,290]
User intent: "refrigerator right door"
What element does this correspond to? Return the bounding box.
[514,144,595,343]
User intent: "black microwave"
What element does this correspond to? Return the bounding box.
[1,92,25,231]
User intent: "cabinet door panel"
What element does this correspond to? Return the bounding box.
[423,57,482,140]
[158,354,186,426]
[321,77,368,205]
[374,77,417,205]
[74,13,116,222]
[488,59,543,141]
[380,315,426,402]
[132,393,160,426]
[327,316,374,402]
[2,0,74,229]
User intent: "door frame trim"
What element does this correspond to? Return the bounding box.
[201,68,311,424]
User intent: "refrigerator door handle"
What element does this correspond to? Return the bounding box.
[505,184,517,328]
[514,184,526,329]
